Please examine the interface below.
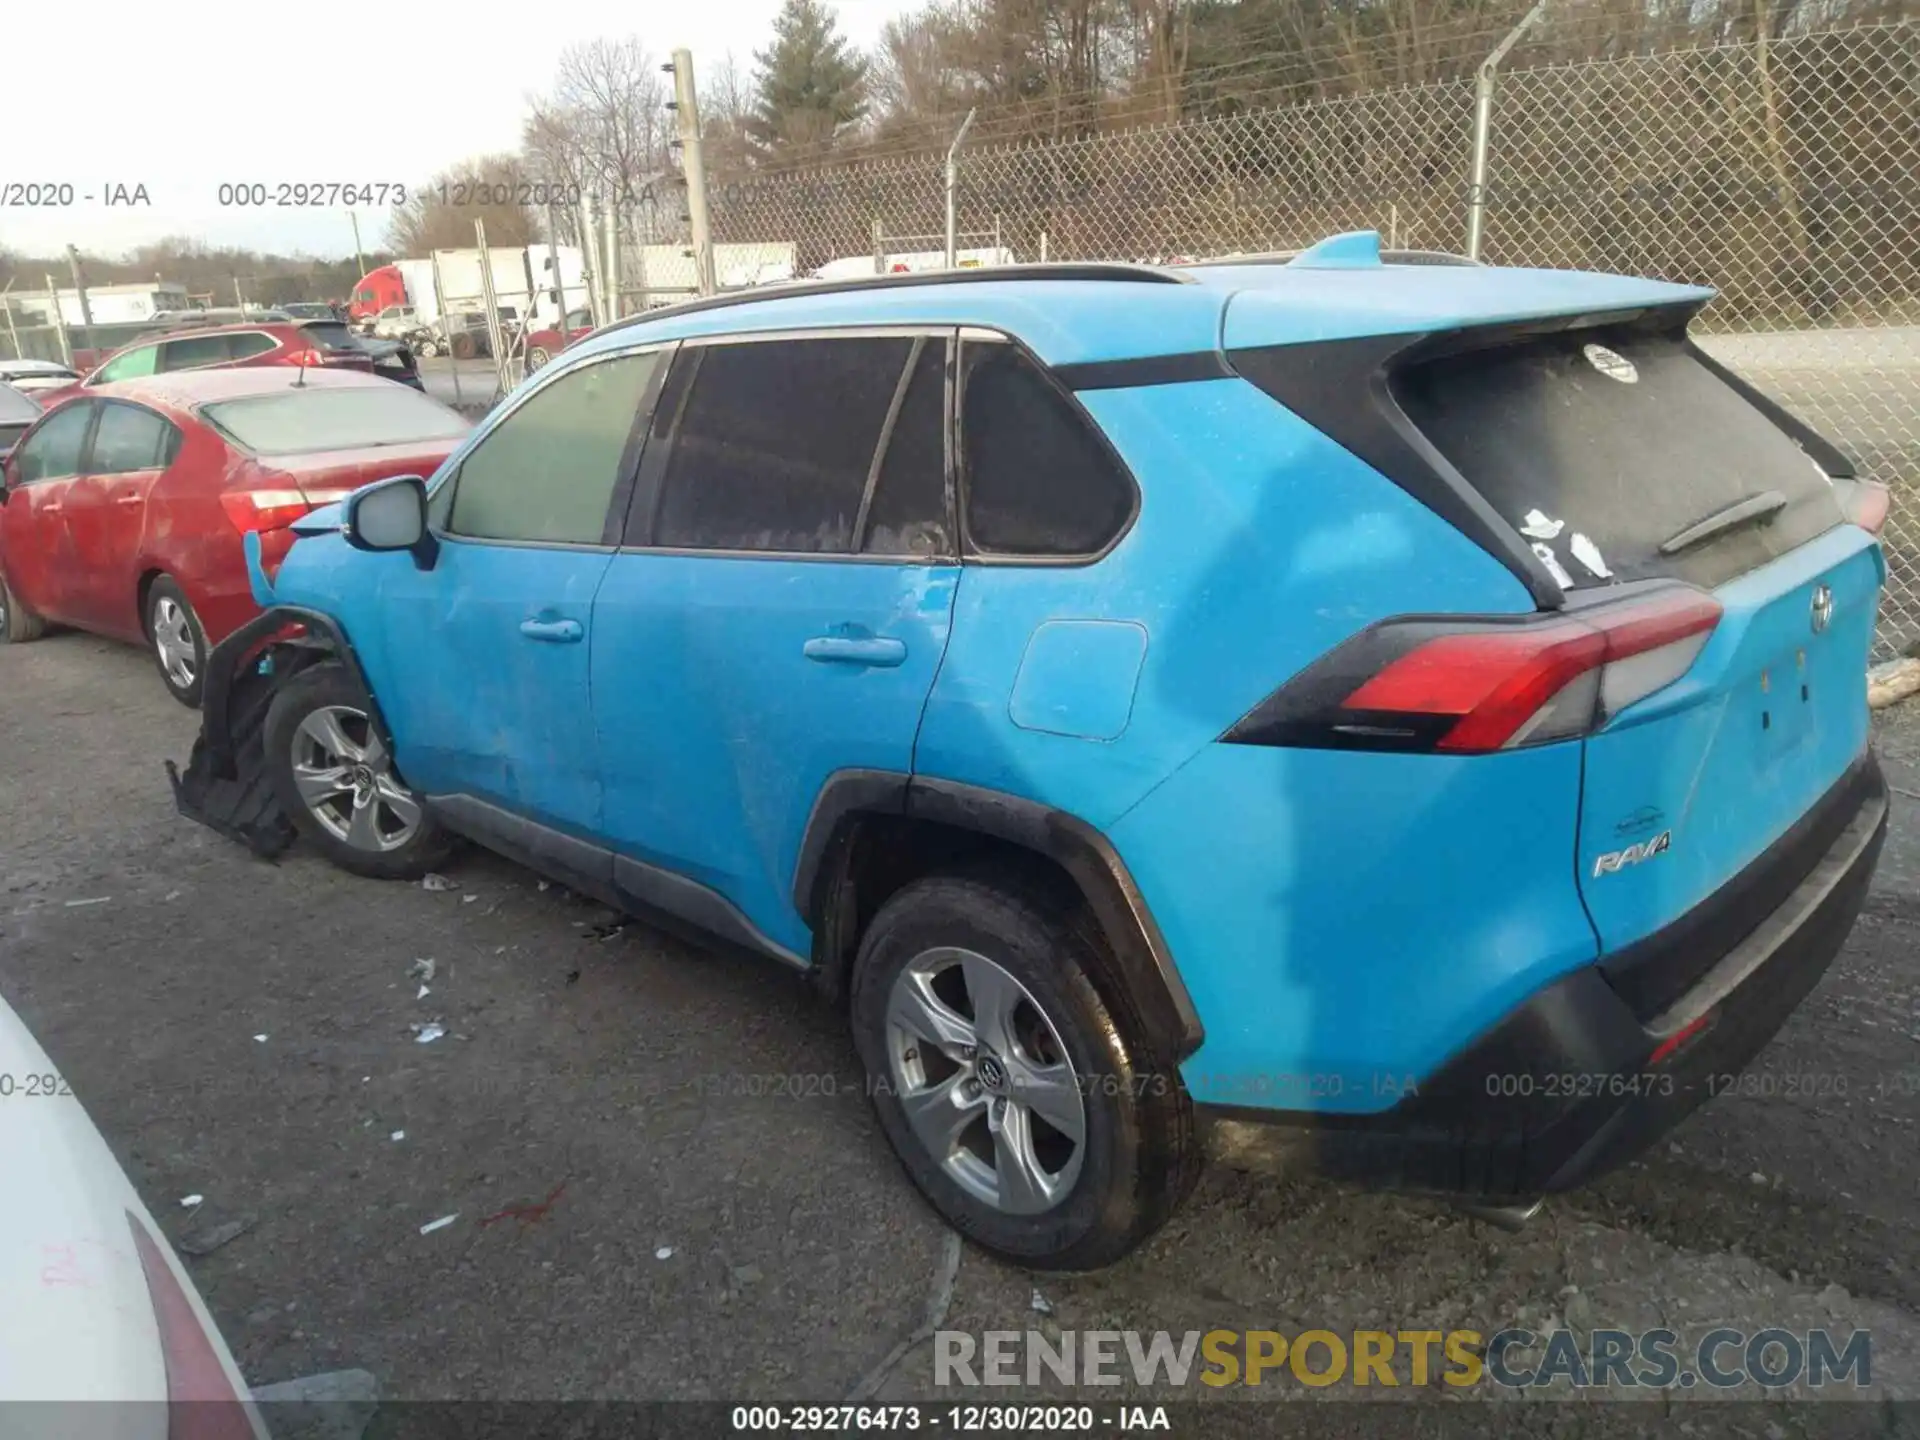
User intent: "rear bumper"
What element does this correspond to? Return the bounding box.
[1201,749,1888,1198]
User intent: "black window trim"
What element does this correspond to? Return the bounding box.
[12,400,99,484]
[434,342,674,554]
[86,397,181,475]
[954,326,1143,567]
[617,323,964,566]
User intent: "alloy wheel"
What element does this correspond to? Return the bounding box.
[151,595,198,689]
[885,946,1087,1215]
[290,705,423,853]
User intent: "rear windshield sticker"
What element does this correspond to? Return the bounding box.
[1583,343,1638,383]
[1569,532,1614,579]
[1520,508,1566,541]
[1531,541,1575,589]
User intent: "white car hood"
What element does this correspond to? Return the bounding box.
[0,999,265,1435]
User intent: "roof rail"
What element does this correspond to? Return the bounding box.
[1180,248,1484,269]
[601,262,1189,335]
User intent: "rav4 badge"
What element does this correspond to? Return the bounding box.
[1593,829,1672,877]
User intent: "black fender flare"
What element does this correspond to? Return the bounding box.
[794,770,1205,1064]
[199,605,382,775]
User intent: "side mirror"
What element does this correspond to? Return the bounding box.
[343,474,437,570]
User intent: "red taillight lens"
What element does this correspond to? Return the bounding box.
[1346,590,1722,752]
[1841,479,1890,536]
[1225,587,1723,755]
[220,489,311,534]
[127,1212,258,1438]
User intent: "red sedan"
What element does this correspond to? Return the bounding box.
[0,368,470,705]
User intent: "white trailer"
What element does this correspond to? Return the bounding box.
[403,248,589,331]
[42,283,190,326]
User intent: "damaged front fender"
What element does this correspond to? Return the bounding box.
[165,606,381,858]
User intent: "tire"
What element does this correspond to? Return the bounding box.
[527,346,552,372]
[416,340,439,359]
[850,872,1201,1271]
[0,570,48,643]
[262,662,454,880]
[145,576,206,708]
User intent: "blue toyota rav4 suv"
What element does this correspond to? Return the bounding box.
[173,232,1891,1270]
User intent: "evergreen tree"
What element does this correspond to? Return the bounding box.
[749,0,870,159]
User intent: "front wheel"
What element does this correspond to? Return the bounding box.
[145,576,206,707]
[262,662,454,879]
[850,873,1201,1271]
[0,570,48,643]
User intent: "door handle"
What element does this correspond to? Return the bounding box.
[41,503,61,513]
[519,617,583,643]
[804,635,907,667]
[115,494,143,507]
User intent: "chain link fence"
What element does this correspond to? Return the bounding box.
[706,22,1920,660]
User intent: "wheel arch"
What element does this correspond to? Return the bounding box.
[198,605,385,775]
[795,770,1205,1064]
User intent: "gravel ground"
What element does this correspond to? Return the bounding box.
[2,632,1919,1435]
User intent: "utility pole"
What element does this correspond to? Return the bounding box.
[945,109,977,270]
[348,210,367,280]
[576,192,602,327]
[44,274,73,365]
[602,189,621,320]
[1465,0,1548,261]
[666,50,716,296]
[64,244,94,339]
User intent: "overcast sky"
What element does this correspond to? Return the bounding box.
[3,0,903,264]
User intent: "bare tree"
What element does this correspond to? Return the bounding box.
[524,37,673,205]
[387,155,540,254]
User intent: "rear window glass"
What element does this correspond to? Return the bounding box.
[203,387,469,455]
[0,383,39,425]
[1393,329,1841,589]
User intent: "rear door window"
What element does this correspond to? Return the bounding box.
[89,402,175,473]
[447,351,663,545]
[958,339,1135,557]
[14,403,93,483]
[651,336,915,554]
[862,336,951,557]
[159,334,235,371]
[227,332,280,360]
[91,344,161,385]
[1392,328,1842,589]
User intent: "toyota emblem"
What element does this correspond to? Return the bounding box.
[1810,584,1834,633]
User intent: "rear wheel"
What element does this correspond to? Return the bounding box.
[527,346,552,372]
[0,570,48,643]
[145,576,205,708]
[850,872,1201,1271]
[263,662,453,880]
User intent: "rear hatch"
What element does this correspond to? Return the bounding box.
[1226,276,1876,1001]
[297,320,377,371]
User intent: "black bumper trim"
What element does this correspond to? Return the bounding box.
[1201,750,1889,1199]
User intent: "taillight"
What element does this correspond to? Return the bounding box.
[127,1212,259,1439]
[1224,587,1723,754]
[220,488,311,533]
[1840,479,1890,536]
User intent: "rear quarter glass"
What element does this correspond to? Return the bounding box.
[1391,328,1844,590]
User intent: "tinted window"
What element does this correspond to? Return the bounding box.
[863,337,950,557]
[228,332,280,360]
[448,351,662,545]
[160,334,234,371]
[960,341,1134,556]
[90,403,173,474]
[1393,330,1841,589]
[204,387,469,456]
[14,403,92,483]
[654,337,913,553]
[93,344,161,384]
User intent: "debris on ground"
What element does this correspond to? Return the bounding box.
[479,1181,568,1230]
[181,1194,205,1209]
[409,1021,446,1044]
[164,890,183,902]
[1030,1288,1053,1315]
[655,1246,674,1260]
[251,1367,380,1440]
[407,958,436,982]
[565,969,581,985]
[418,1214,459,1235]
[1869,657,1920,710]
[63,896,111,908]
[421,874,458,892]
[462,894,478,904]
[253,1034,269,1043]
[390,1131,405,1142]
[416,985,430,1000]
[179,1215,254,1257]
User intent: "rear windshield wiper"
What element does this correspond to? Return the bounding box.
[1659,490,1789,556]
